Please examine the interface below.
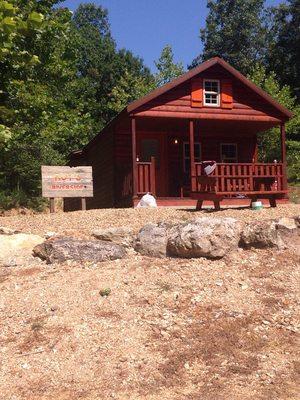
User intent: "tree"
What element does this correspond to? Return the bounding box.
[267,0,300,100]
[191,0,267,75]
[0,1,155,209]
[72,3,154,124]
[248,64,300,182]
[0,0,45,145]
[154,45,184,87]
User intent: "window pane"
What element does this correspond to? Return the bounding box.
[204,81,212,91]
[204,81,218,93]
[205,93,218,104]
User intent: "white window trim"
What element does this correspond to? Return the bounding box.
[183,142,201,172]
[220,143,238,163]
[203,79,220,107]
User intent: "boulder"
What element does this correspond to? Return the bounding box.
[240,220,285,249]
[293,216,300,229]
[276,217,298,232]
[135,223,169,258]
[0,233,44,262]
[92,227,134,248]
[33,237,126,264]
[167,217,243,259]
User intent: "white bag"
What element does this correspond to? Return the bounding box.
[137,193,157,208]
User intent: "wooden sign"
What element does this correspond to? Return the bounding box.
[41,166,93,198]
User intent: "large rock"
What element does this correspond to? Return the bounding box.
[33,237,126,264]
[92,227,134,248]
[276,217,298,232]
[294,216,300,228]
[135,223,169,258]
[167,217,243,259]
[240,220,285,249]
[0,233,44,262]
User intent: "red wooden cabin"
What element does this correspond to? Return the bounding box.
[64,57,292,211]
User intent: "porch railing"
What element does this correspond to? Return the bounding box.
[137,156,156,195]
[193,162,286,194]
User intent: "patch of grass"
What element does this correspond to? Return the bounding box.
[99,288,111,297]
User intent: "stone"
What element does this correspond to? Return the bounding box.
[240,220,285,249]
[135,223,169,258]
[92,227,134,248]
[33,237,126,264]
[0,233,44,262]
[294,216,300,228]
[276,217,298,231]
[276,217,299,249]
[167,217,243,259]
[44,231,57,239]
[0,226,19,235]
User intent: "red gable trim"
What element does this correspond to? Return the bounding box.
[127,57,293,119]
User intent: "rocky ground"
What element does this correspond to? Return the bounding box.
[0,205,299,400]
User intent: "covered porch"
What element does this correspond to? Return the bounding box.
[131,117,288,208]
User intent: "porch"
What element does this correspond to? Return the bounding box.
[131,118,288,209]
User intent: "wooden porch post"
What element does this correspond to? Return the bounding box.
[131,118,138,198]
[280,122,288,191]
[189,120,196,192]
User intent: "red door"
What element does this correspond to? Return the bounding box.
[137,133,168,197]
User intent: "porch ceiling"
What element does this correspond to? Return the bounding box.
[136,116,280,135]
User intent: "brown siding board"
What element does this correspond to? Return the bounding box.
[131,66,287,122]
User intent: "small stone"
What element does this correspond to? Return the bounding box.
[262,320,270,325]
[239,282,249,290]
[173,292,180,301]
[0,227,18,235]
[99,288,111,297]
[44,231,57,239]
[184,362,190,370]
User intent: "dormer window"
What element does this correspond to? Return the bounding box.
[203,79,220,106]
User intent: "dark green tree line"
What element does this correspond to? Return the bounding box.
[0,1,154,209]
[193,0,300,183]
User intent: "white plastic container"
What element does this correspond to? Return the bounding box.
[252,201,263,210]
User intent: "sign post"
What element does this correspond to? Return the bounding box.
[41,166,93,212]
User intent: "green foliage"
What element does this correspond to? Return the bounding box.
[192,0,267,75]
[267,0,300,100]
[248,64,300,182]
[155,45,184,87]
[0,1,154,209]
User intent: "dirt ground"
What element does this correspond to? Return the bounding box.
[0,203,300,237]
[0,205,299,400]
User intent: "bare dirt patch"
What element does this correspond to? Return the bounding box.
[0,205,299,399]
[0,203,299,237]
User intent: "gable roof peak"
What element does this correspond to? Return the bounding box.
[127,57,292,119]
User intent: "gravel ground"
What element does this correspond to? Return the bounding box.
[0,204,299,237]
[0,205,299,399]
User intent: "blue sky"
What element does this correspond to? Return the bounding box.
[60,0,285,72]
